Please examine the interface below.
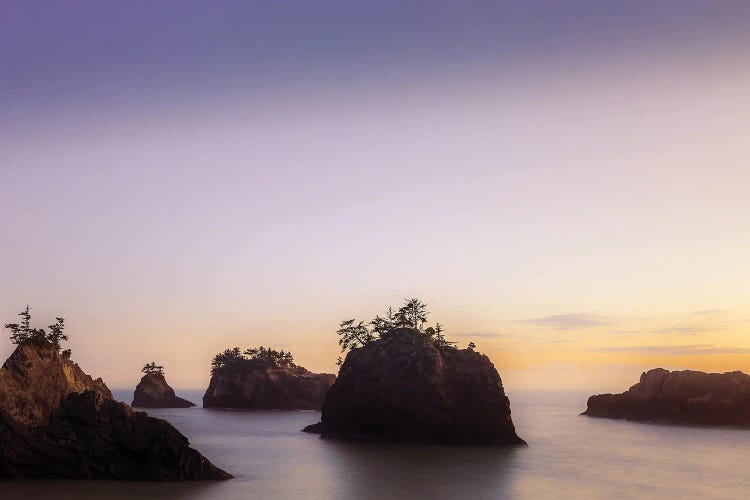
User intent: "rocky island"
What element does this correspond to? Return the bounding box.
[303,299,526,445]
[132,362,196,408]
[584,368,750,426]
[0,307,230,480]
[203,346,335,410]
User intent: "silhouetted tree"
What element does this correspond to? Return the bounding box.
[370,315,393,336]
[142,362,165,376]
[244,346,296,368]
[211,347,243,374]
[467,342,476,351]
[61,349,72,359]
[211,346,298,374]
[397,298,429,330]
[337,299,458,351]
[47,317,68,350]
[337,319,374,352]
[432,323,454,348]
[4,306,69,352]
[336,356,343,366]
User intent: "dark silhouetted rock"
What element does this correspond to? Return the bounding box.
[0,342,231,480]
[303,328,525,445]
[203,362,335,410]
[583,368,750,426]
[132,373,195,408]
[0,390,230,480]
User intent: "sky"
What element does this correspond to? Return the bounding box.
[2,1,750,392]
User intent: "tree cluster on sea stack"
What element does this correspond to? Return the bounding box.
[142,362,165,376]
[337,298,464,355]
[3,305,71,357]
[211,346,296,374]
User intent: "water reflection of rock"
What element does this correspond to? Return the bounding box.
[0,480,224,500]
[318,440,520,498]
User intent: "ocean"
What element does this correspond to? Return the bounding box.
[1,389,748,499]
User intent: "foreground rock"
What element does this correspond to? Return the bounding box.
[132,373,195,408]
[584,368,750,426]
[204,362,335,410]
[0,342,111,427]
[0,342,230,480]
[303,328,525,445]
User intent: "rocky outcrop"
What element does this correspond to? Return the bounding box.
[584,368,750,426]
[203,363,335,410]
[0,390,231,480]
[132,373,195,408]
[303,328,525,445]
[0,342,231,480]
[0,342,111,427]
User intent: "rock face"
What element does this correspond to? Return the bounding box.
[303,328,525,445]
[132,373,195,408]
[584,368,750,426]
[0,342,111,427]
[203,363,335,410]
[0,342,231,480]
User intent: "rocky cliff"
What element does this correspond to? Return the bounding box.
[584,368,750,426]
[0,342,112,427]
[303,328,525,445]
[0,342,230,480]
[132,373,195,408]
[203,363,335,410]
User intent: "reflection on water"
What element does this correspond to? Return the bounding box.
[1,389,750,499]
[319,440,517,499]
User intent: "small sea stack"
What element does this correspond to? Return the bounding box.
[132,362,196,408]
[203,346,335,410]
[584,368,750,426]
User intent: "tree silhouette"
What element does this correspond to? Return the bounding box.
[337,298,456,352]
[4,306,69,353]
[396,298,429,330]
[211,346,298,374]
[336,319,374,352]
[467,341,476,351]
[142,362,165,376]
[47,317,68,350]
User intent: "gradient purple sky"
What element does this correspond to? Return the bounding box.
[2,1,750,390]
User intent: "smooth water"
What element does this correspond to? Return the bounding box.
[1,389,748,499]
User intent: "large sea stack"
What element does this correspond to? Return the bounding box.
[203,353,335,410]
[132,372,195,408]
[303,328,525,445]
[584,368,750,426]
[0,342,231,480]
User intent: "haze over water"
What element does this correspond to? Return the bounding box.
[2,390,747,499]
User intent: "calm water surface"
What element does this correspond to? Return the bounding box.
[1,389,748,499]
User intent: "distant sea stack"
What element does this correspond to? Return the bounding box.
[584,368,750,426]
[304,327,526,446]
[132,363,195,408]
[203,347,335,410]
[0,342,230,480]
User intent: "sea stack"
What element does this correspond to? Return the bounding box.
[203,347,335,410]
[0,342,230,480]
[583,368,750,426]
[132,366,195,408]
[303,327,525,445]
